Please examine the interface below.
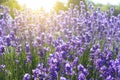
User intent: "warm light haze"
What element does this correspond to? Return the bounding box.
[17,0,67,11]
[92,0,120,5]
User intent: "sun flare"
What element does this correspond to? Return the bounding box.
[17,0,67,12]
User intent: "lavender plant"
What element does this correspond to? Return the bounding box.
[0,1,120,80]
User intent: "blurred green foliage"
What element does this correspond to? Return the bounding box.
[114,5,120,16]
[94,3,120,16]
[54,0,120,16]
[0,0,21,18]
[0,0,8,4]
[54,0,87,13]
[67,0,86,7]
[54,1,67,13]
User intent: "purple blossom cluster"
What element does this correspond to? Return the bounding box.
[0,1,120,80]
[89,44,120,80]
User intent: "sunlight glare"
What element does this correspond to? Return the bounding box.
[17,0,67,12]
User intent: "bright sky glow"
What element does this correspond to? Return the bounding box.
[92,0,120,5]
[17,0,120,12]
[17,0,67,11]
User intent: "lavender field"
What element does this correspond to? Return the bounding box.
[0,1,120,80]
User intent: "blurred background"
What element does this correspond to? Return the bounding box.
[0,0,120,17]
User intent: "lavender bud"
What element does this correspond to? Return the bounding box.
[23,73,31,80]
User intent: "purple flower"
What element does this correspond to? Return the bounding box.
[25,42,30,53]
[77,64,88,76]
[23,73,30,80]
[37,47,48,57]
[0,45,4,55]
[106,75,114,80]
[26,53,32,63]
[60,76,66,80]
[5,35,11,46]
[110,7,114,14]
[0,28,2,36]
[80,1,84,6]
[72,57,79,67]
[78,73,85,80]
[50,70,58,80]
[37,63,44,70]
[32,68,41,79]
[0,64,5,69]
[16,44,22,54]
[15,59,19,64]
[78,64,84,71]
[65,62,73,76]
